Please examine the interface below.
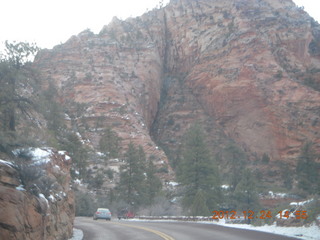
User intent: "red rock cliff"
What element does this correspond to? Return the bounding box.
[0,150,74,240]
[34,0,320,173]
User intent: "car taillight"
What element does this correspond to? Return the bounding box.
[96,212,100,214]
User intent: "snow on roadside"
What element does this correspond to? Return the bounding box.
[128,218,320,240]
[69,228,83,240]
[211,220,320,240]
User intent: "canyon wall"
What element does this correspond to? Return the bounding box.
[34,0,320,178]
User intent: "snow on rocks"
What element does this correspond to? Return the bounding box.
[48,195,56,202]
[58,151,71,161]
[39,193,49,206]
[15,185,26,191]
[221,184,230,190]
[0,159,14,167]
[13,147,53,165]
[31,148,52,164]
[267,191,288,199]
[168,181,179,187]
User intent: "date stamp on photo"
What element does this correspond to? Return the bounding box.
[212,210,308,220]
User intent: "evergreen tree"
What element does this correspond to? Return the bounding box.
[178,123,221,212]
[0,41,39,131]
[233,169,260,211]
[118,143,146,209]
[99,127,122,158]
[0,41,39,154]
[261,153,270,164]
[190,190,210,216]
[296,142,320,195]
[224,143,247,191]
[75,191,96,216]
[88,172,104,189]
[145,157,162,205]
[61,132,88,178]
[279,162,293,190]
[39,81,65,132]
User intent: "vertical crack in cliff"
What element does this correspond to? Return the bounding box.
[163,10,170,73]
[150,10,171,141]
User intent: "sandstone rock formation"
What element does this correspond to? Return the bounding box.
[33,0,320,181]
[0,150,74,240]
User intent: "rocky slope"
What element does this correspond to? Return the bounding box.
[33,0,320,182]
[0,150,74,240]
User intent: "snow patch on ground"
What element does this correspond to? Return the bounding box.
[74,179,83,185]
[221,184,230,190]
[69,228,83,240]
[15,185,26,191]
[96,152,105,157]
[168,181,179,187]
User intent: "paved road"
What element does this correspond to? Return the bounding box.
[75,217,299,240]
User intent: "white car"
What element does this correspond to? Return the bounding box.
[93,208,111,221]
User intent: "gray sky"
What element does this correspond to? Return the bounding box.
[0,0,319,50]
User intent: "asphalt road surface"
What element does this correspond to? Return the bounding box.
[75,217,300,240]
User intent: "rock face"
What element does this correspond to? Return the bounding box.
[0,150,74,240]
[34,0,320,178]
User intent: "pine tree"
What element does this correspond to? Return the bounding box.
[118,143,146,209]
[39,81,65,132]
[61,133,88,178]
[178,123,221,212]
[225,143,247,191]
[99,127,122,158]
[145,157,162,205]
[0,41,39,154]
[261,153,270,164]
[296,142,320,195]
[233,169,260,211]
[191,190,210,216]
[0,41,39,131]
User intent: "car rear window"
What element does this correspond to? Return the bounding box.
[98,209,110,212]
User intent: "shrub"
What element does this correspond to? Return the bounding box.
[14,150,44,190]
[75,191,97,216]
[261,153,270,164]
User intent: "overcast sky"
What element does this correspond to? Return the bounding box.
[0,0,319,50]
